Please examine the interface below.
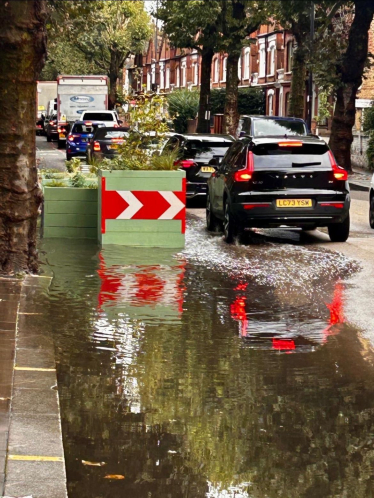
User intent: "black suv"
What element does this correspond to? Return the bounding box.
[206,136,350,243]
[163,134,235,198]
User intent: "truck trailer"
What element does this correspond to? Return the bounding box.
[56,75,109,148]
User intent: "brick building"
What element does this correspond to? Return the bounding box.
[127,19,374,131]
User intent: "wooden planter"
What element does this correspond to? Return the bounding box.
[43,187,98,239]
[98,170,186,247]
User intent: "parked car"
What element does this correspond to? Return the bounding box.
[237,116,308,138]
[206,136,350,243]
[80,110,122,127]
[36,116,45,136]
[369,173,374,228]
[66,121,106,160]
[45,114,58,142]
[86,127,129,161]
[162,133,235,198]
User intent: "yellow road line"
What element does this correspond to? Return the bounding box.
[14,367,56,372]
[8,455,63,462]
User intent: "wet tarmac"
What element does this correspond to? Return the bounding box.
[38,216,374,498]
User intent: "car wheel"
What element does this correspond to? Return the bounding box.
[369,195,374,229]
[57,139,65,149]
[66,153,72,161]
[223,201,238,243]
[46,134,51,142]
[206,193,222,232]
[328,214,350,242]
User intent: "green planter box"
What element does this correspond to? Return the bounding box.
[43,187,98,239]
[98,170,186,247]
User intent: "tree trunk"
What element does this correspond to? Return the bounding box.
[223,53,240,136]
[289,44,306,119]
[196,47,214,134]
[0,0,46,275]
[108,50,120,110]
[329,0,374,171]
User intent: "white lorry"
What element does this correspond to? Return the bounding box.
[56,75,109,147]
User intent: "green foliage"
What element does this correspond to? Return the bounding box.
[44,1,151,97]
[99,95,174,171]
[44,180,66,187]
[167,90,200,133]
[363,106,374,133]
[65,157,81,174]
[210,87,265,116]
[367,132,374,170]
[315,88,333,124]
[150,147,180,171]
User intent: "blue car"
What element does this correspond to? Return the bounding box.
[66,121,106,160]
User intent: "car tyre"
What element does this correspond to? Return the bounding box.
[206,193,222,232]
[46,134,51,142]
[328,214,350,242]
[369,195,374,229]
[223,201,238,243]
[57,139,65,149]
[66,153,73,161]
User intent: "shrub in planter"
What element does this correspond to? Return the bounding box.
[97,94,186,248]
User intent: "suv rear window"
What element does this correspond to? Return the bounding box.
[253,119,307,137]
[83,112,116,122]
[95,129,128,140]
[72,123,102,134]
[184,140,232,161]
[252,142,331,169]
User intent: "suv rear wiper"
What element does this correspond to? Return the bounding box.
[292,162,321,167]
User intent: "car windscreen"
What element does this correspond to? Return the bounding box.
[71,124,101,134]
[252,142,331,169]
[253,119,307,137]
[184,141,232,160]
[83,113,115,122]
[94,129,128,140]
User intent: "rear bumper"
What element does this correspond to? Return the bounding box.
[186,182,208,198]
[230,190,350,228]
[67,143,88,155]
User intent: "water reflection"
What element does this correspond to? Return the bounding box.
[38,222,374,498]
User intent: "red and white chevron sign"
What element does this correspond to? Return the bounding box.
[101,177,186,234]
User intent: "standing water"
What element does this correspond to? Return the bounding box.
[39,218,374,498]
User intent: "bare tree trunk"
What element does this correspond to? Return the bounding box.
[0,0,46,275]
[108,50,120,110]
[289,44,306,119]
[329,0,374,171]
[223,53,240,136]
[196,47,214,134]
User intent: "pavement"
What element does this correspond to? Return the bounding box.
[349,167,372,192]
[0,276,67,498]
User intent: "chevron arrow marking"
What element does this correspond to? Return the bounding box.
[116,191,144,219]
[158,191,185,220]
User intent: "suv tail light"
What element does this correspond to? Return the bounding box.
[85,121,92,126]
[93,141,101,151]
[174,159,195,168]
[234,151,254,182]
[328,151,348,180]
[68,135,74,141]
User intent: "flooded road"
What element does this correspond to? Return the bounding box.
[39,216,374,498]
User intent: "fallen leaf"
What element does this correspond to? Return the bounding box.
[82,460,106,467]
[104,474,125,480]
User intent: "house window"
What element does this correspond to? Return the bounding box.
[214,58,219,82]
[181,59,187,87]
[147,71,151,91]
[269,45,276,75]
[159,64,165,90]
[176,65,180,87]
[166,67,170,89]
[287,41,293,72]
[151,63,156,85]
[193,63,199,85]
[222,57,227,82]
[244,47,250,79]
[259,45,266,78]
[238,53,242,80]
[285,92,290,116]
[268,91,274,116]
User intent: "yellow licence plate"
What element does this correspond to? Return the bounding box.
[276,199,312,208]
[201,166,215,173]
[109,144,118,149]
[59,133,65,139]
